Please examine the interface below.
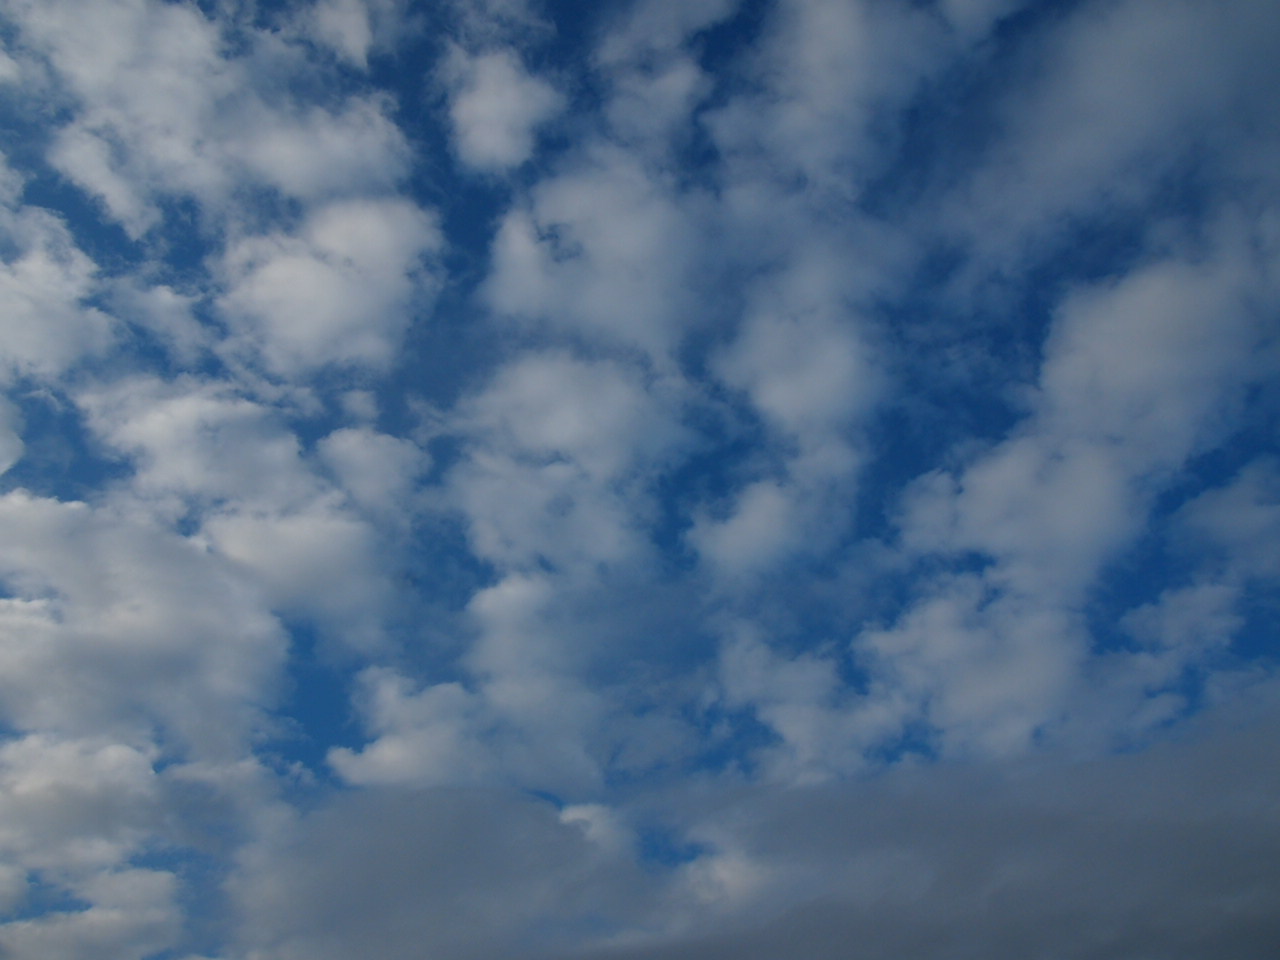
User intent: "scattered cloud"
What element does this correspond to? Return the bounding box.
[0,0,1276,956]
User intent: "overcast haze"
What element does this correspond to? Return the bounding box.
[0,0,1278,957]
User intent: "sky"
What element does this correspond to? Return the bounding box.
[0,0,1278,957]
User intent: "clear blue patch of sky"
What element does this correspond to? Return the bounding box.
[0,384,133,502]
[265,621,363,783]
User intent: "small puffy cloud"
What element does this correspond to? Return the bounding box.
[233,96,412,203]
[317,426,429,519]
[305,0,375,68]
[203,503,392,650]
[937,0,1028,41]
[485,147,709,358]
[219,197,441,375]
[462,351,687,480]
[449,351,689,572]
[13,0,236,234]
[690,267,881,582]
[0,202,113,383]
[902,231,1272,599]
[707,0,942,194]
[443,48,563,172]
[13,0,414,234]
[592,0,727,149]
[1179,459,1280,581]
[1038,252,1265,469]
[857,579,1084,758]
[944,0,1280,265]
[690,480,801,578]
[0,492,287,758]
[328,668,494,787]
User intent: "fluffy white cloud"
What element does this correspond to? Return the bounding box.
[0,196,113,382]
[0,491,287,759]
[706,0,943,196]
[0,736,160,877]
[690,258,882,581]
[943,0,1280,267]
[79,377,421,649]
[79,377,322,517]
[443,47,564,172]
[0,867,181,960]
[485,146,711,359]
[317,426,428,520]
[305,0,375,68]
[937,0,1028,41]
[11,0,415,234]
[203,504,393,651]
[903,232,1273,599]
[448,351,690,571]
[219,197,441,375]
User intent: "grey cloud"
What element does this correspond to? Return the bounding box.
[228,787,658,960]
[227,683,1280,960]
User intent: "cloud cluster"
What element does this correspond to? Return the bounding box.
[0,0,1276,957]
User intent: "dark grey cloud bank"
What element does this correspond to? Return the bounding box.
[230,683,1280,960]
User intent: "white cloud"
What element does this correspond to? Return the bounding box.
[706,0,943,196]
[943,0,1280,267]
[219,197,441,375]
[690,261,882,582]
[327,668,494,787]
[0,201,113,383]
[937,0,1028,41]
[0,735,160,876]
[11,0,415,235]
[857,578,1084,757]
[716,309,876,443]
[869,222,1276,756]
[591,0,729,151]
[12,0,237,234]
[0,395,22,476]
[902,228,1274,599]
[443,47,563,172]
[692,480,799,578]
[203,504,392,651]
[1179,459,1280,582]
[448,351,689,572]
[306,0,375,68]
[78,377,413,648]
[485,146,711,359]
[233,95,412,203]
[0,492,287,759]
[317,426,428,520]
[0,867,180,960]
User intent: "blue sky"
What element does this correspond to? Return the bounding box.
[0,0,1278,957]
